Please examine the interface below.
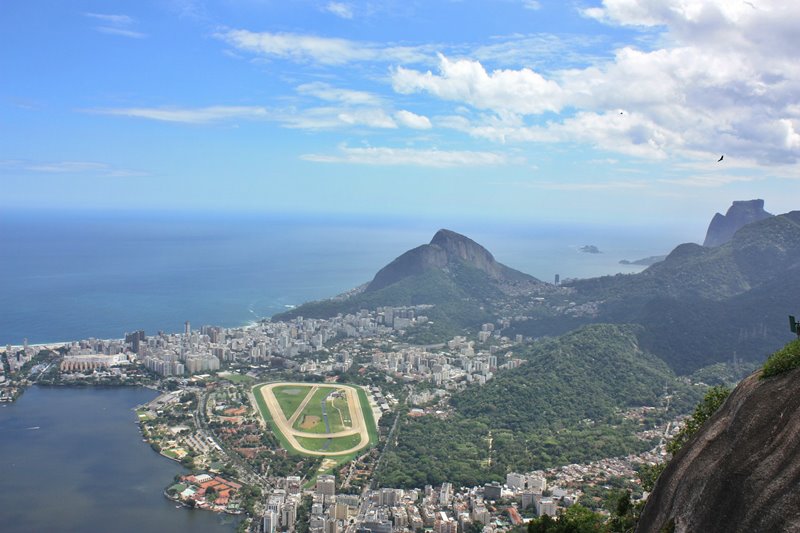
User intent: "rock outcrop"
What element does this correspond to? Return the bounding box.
[366,229,537,292]
[636,366,800,533]
[703,199,773,247]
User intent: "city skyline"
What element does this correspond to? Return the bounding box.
[2,1,800,225]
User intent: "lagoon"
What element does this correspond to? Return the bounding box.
[0,386,238,533]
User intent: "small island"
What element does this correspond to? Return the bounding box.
[619,255,666,266]
[580,245,602,254]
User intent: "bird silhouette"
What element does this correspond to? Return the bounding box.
[717,155,724,162]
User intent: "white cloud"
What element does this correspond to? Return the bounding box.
[84,12,146,38]
[522,1,542,10]
[84,13,133,24]
[95,27,147,39]
[2,159,146,177]
[391,1,800,165]
[325,2,354,19]
[301,145,509,167]
[215,29,433,65]
[394,110,432,129]
[393,54,563,115]
[90,105,268,124]
[336,109,396,129]
[297,82,382,106]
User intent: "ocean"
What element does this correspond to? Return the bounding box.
[0,210,696,346]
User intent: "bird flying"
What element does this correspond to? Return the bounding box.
[717,155,724,162]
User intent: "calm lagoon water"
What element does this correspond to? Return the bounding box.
[0,386,240,532]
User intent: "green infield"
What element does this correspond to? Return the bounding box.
[295,433,363,453]
[291,386,335,433]
[273,384,313,420]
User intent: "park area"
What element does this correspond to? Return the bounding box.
[253,382,377,457]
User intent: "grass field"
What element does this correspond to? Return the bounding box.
[295,433,363,453]
[357,387,379,444]
[219,372,255,384]
[291,386,345,434]
[329,394,352,431]
[273,384,313,420]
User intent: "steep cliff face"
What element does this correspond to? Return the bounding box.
[703,199,773,247]
[636,366,800,533]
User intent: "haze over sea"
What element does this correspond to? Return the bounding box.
[0,210,695,346]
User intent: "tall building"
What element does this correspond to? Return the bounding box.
[316,475,336,498]
[281,501,297,529]
[536,498,557,517]
[263,510,279,533]
[507,472,526,491]
[439,483,452,506]
[125,330,146,353]
[483,482,502,501]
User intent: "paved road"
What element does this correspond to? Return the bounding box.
[257,382,371,456]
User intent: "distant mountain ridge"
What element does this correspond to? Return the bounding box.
[703,199,772,247]
[542,210,800,372]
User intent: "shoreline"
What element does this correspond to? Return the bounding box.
[2,316,274,353]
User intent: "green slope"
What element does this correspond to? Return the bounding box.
[451,324,688,430]
[376,325,703,489]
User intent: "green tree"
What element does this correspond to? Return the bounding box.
[526,504,606,533]
[667,386,730,455]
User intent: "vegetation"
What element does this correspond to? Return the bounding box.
[295,433,362,453]
[272,384,313,419]
[452,325,699,431]
[292,387,337,433]
[377,411,658,489]
[666,385,730,455]
[638,385,732,492]
[377,325,707,489]
[525,495,639,533]
[761,338,800,378]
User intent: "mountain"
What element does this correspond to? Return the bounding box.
[514,211,800,373]
[366,229,536,292]
[376,324,703,489]
[451,324,694,431]
[703,199,773,247]
[637,360,800,533]
[273,229,543,337]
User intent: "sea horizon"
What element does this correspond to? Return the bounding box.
[0,209,698,346]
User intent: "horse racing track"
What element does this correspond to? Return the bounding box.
[253,382,377,456]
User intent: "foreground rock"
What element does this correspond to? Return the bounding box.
[637,366,800,533]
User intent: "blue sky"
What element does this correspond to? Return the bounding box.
[2,0,799,228]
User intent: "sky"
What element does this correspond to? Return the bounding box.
[2,0,799,228]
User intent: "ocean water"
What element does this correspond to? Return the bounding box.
[0,210,696,345]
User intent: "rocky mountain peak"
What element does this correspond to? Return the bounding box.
[429,229,498,272]
[703,199,773,247]
[365,229,537,292]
